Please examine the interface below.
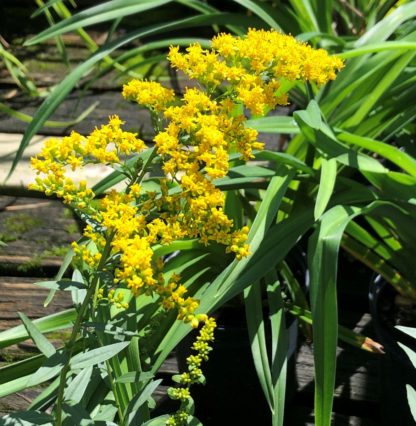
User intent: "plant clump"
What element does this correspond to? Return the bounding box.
[29,29,343,425]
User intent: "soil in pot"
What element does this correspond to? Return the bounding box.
[369,278,416,426]
[176,305,298,426]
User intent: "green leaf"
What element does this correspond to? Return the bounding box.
[61,401,95,425]
[396,326,416,340]
[187,416,204,426]
[18,312,56,358]
[71,269,87,307]
[125,379,163,425]
[294,102,388,173]
[288,304,384,353]
[339,41,416,59]
[0,376,32,399]
[232,0,282,30]
[0,411,53,425]
[343,51,415,128]
[70,342,130,370]
[289,0,319,33]
[35,280,85,291]
[337,131,416,177]
[142,416,170,426]
[25,0,173,45]
[398,340,416,366]
[0,309,75,349]
[308,205,361,426]
[0,101,97,128]
[312,0,333,34]
[294,100,322,129]
[255,150,313,174]
[28,352,68,386]
[64,366,94,403]
[267,277,288,426]
[44,244,77,307]
[244,282,274,410]
[406,385,416,421]
[355,3,416,47]
[115,371,154,384]
[246,115,300,134]
[314,158,337,220]
[28,377,60,410]
[363,171,416,203]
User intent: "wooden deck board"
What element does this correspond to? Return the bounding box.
[0,197,79,271]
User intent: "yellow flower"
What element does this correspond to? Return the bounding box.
[122,80,175,111]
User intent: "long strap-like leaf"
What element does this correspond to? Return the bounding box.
[308,205,361,426]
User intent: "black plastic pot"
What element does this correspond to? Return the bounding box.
[369,277,416,426]
[176,306,298,426]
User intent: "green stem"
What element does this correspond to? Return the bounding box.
[105,359,126,423]
[54,278,98,425]
[55,234,114,425]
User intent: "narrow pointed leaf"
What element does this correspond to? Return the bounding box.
[0,411,53,425]
[267,277,288,426]
[308,205,361,426]
[337,132,416,177]
[70,342,130,370]
[0,309,75,349]
[232,0,282,30]
[64,366,94,403]
[25,0,173,45]
[27,352,68,386]
[244,282,274,409]
[314,158,337,220]
[18,312,56,358]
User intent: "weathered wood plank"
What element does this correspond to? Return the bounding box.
[0,90,156,139]
[295,343,380,402]
[0,197,79,270]
[294,314,381,403]
[0,277,72,329]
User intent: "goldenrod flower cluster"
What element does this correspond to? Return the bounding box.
[30,26,343,345]
[30,116,145,209]
[169,28,344,115]
[122,79,175,112]
[167,316,216,426]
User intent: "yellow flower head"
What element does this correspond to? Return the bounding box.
[122,80,175,111]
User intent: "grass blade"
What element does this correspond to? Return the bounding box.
[244,281,274,410]
[337,131,416,177]
[0,309,75,349]
[267,275,288,426]
[18,312,56,358]
[25,0,173,45]
[339,41,416,59]
[232,0,282,30]
[307,205,361,426]
[246,116,300,134]
[355,2,416,46]
[314,157,337,220]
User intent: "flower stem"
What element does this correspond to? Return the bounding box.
[55,234,114,426]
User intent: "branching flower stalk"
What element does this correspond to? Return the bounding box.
[55,232,115,426]
[29,29,343,425]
